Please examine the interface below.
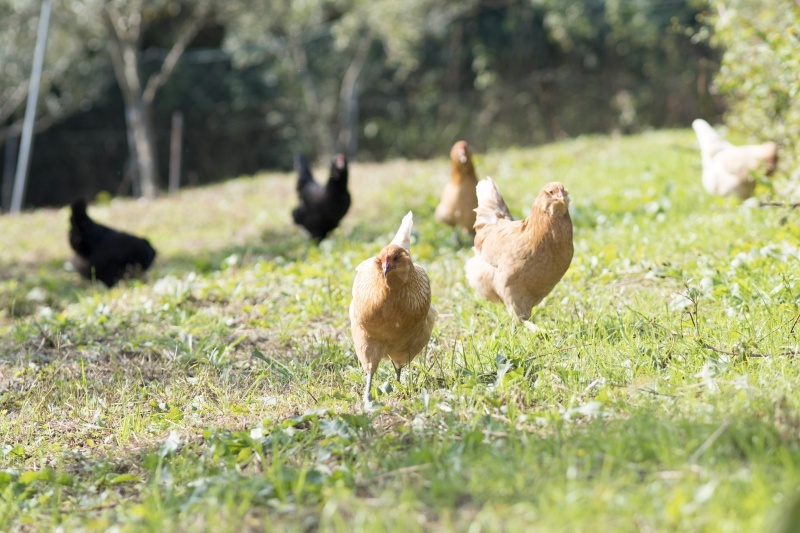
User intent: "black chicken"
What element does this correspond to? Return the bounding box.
[291,153,351,242]
[68,199,157,287]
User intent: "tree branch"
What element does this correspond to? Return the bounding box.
[337,29,374,151]
[101,6,136,104]
[103,3,125,38]
[339,29,374,105]
[128,0,143,43]
[142,13,209,105]
[290,31,331,157]
[759,201,800,209]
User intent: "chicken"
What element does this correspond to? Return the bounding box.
[68,199,157,287]
[291,153,351,242]
[692,118,778,200]
[349,211,437,408]
[435,140,479,239]
[465,178,573,322]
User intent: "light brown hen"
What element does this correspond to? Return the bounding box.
[466,178,573,322]
[435,141,479,237]
[349,211,437,408]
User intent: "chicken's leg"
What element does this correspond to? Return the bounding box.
[363,371,375,409]
[453,228,463,248]
[391,361,403,382]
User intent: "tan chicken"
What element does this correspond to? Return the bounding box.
[435,140,479,239]
[692,119,778,200]
[466,178,573,322]
[349,211,437,408]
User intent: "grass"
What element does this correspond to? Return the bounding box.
[2,129,800,531]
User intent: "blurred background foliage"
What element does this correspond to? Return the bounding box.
[0,0,786,209]
[706,0,800,177]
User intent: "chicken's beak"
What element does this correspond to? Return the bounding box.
[382,260,395,276]
[458,149,468,164]
[554,189,567,203]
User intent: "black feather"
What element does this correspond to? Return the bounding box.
[294,154,316,193]
[292,154,351,242]
[68,199,157,287]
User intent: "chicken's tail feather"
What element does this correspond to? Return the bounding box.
[294,154,315,192]
[474,177,512,232]
[68,198,92,256]
[692,119,729,159]
[70,198,90,226]
[390,211,413,251]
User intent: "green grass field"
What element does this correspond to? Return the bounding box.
[2,129,800,531]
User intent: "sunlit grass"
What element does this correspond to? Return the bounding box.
[1,129,800,531]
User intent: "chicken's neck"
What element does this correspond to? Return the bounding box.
[451,165,477,185]
[523,208,572,242]
[375,268,430,314]
[383,270,412,290]
[326,177,349,192]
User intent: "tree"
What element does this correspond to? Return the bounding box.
[0,0,110,211]
[79,0,213,198]
[529,0,713,135]
[0,1,107,145]
[225,0,459,161]
[4,0,724,208]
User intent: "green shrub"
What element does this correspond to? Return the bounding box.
[707,0,800,176]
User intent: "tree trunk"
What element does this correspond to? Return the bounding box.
[169,111,184,195]
[102,4,206,199]
[341,81,360,158]
[337,32,373,158]
[103,8,155,197]
[127,96,160,198]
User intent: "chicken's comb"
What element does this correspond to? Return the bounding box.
[390,211,413,251]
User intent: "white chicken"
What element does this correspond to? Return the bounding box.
[692,119,778,200]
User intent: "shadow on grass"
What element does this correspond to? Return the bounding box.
[0,258,87,320]
[0,209,455,323]
[152,227,313,277]
[0,224,361,321]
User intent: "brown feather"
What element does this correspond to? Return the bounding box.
[435,141,479,235]
[466,180,573,320]
[350,219,437,405]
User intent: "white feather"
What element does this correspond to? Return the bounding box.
[692,118,777,199]
[692,119,731,160]
[390,211,413,251]
[474,177,513,228]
